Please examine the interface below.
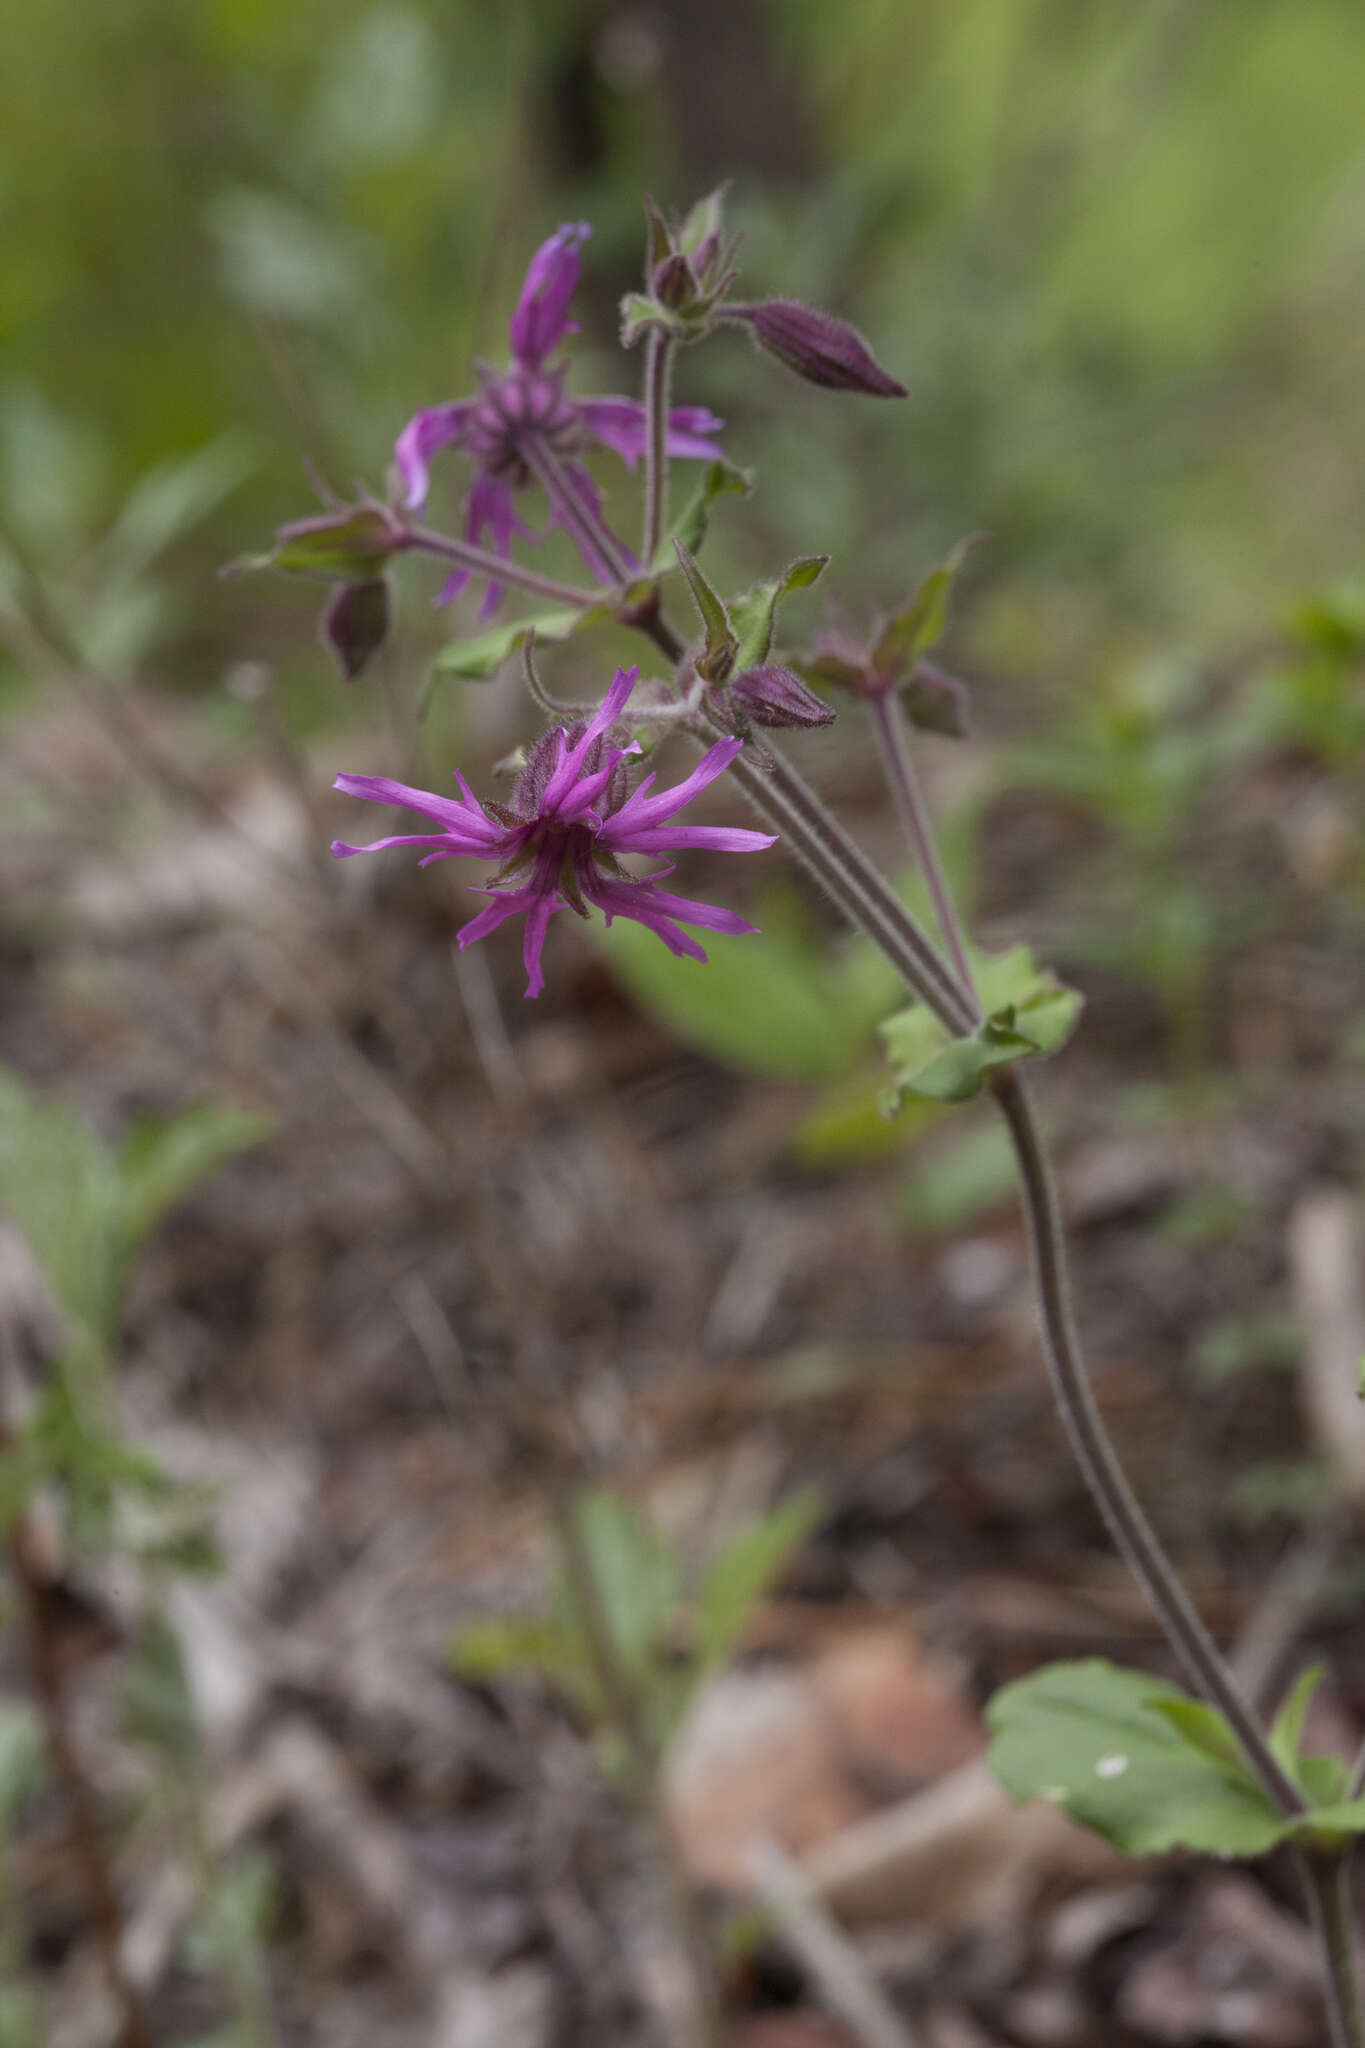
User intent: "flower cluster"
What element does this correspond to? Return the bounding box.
[395,224,724,615]
[332,667,775,997]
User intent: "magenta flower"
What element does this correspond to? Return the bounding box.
[332,666,776,997]
[395,224,725,616]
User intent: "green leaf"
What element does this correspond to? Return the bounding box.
[600,887,887,1082]
[729,556,828,675]
[1268,1664,1325,1783]
[987,1658,1289,1859]
[672,540,736,679]
[1288,1797,1365,1846]
[871,533,983,675]
[241,503,399,579]
[99,434,255,588]
[882,944,1083,1109]
[0,1065,123,1349]
[451,1615,595,1710]
[1150,1697,1249,1772]
[1300,1753,1351,1807]
[694,1491,822,1683]
[656,458,753,571]
[550,1491,682,1684]
[899,1117,1016,1233]
[431,602,612,682]
[895,1007,1044,1104]
[117,1102,267,1251]
[0,1704,45,1827]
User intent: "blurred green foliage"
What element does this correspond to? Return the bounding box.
[6,0,1365,689]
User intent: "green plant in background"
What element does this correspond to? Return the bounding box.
[455,1488,821,2041]
[0,1068,267,2047]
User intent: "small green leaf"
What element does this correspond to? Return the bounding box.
[451,1615,595,1711]
[729,556,828,674]
[871,533,983,675]
[882,945,1083,1110]
[1269,1664,1325,1783]
[620,291,659,347]
[235,503,400,579]
[1290,1797,1365,1847]
[987,1658,1288,1859]
[657,458,753,571]
[0,1704,45,1827]
[1300,1753,1351,1807]
[673,540,736,679]
[1150,1698,1249,1772]
[896,1008,1042,1104]
[431,603,611,681]
[551,1491,682,1683]
[694,1491,822,1683]
[117,1102,267,1251]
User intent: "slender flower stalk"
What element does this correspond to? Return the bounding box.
[867,692,980,1014]
[991,1069,1306,1812]
[641,330,676,569]
[405,527,604,609]
[517,434,637,591]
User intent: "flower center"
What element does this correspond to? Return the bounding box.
[466,365,583,485]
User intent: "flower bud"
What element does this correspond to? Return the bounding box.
[901,659,970,739]
[734,299,907,397]
[321,576,390,680]
[653,251,696,310]
[729,664,835,730]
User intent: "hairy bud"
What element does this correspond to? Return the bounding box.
[321,576,390,680]
[728,664,835,730]
[732,299,907,397]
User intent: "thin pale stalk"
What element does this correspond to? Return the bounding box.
[404,527,602,609]
[867,692,979,1015]
[641,330,675,569]
[1300,1849,1365,2048]
[992,1069,1306,1813]
[518,437,636,589]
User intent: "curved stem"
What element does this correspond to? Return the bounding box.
[992,1069,1305,1813]
[404,527,602,609]
[641,330,675,569]
[867,692,980,1015]
[1300,1849,1365,2048]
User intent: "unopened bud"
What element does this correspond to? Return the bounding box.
[729,664,835,730]
[653,252,695,310]
[902,659,970,739]
[735,299,907,397]
[321,577,390,680]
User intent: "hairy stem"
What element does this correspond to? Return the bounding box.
[404,527,603,609]
[641,330,675,570]
[867,692,980,1014]
[992,1069,1305,1811]
[9,1520,154,2048]
[1300,1849,1365,2048]
[519,438,636,589]
[630,593,1303,1818]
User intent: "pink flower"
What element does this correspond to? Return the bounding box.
[394,224,724,617]
[332,666,776,997]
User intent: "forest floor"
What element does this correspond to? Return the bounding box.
[3,666,1365,2048]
